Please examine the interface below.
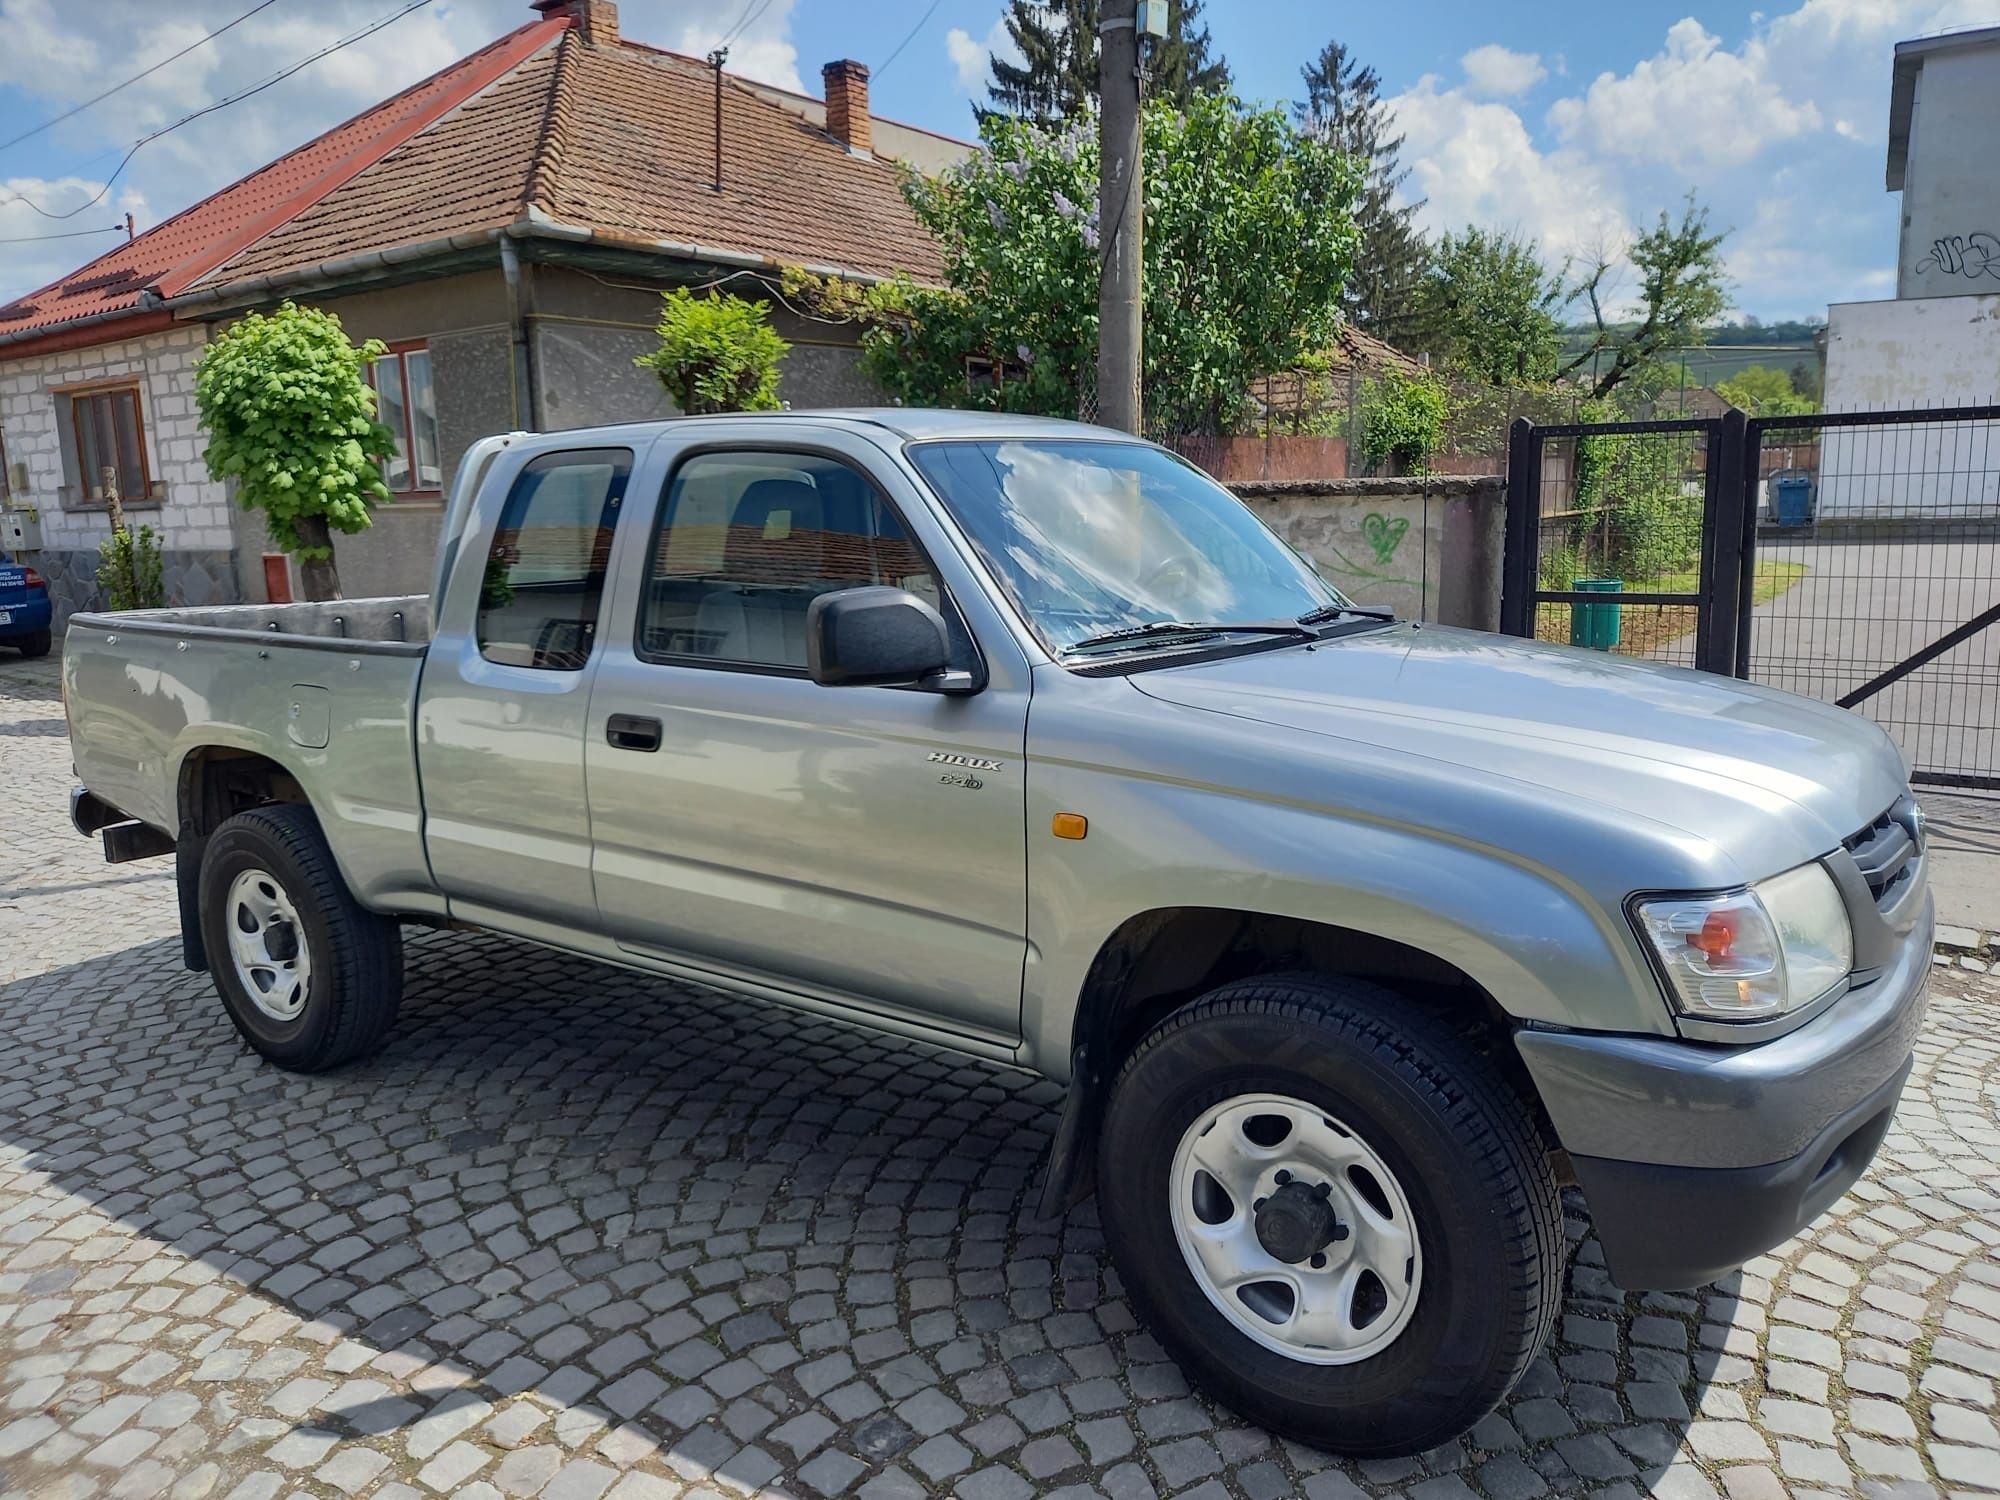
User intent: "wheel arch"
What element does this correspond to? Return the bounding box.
[172,744,321,973]
[1037,906,1559,1218]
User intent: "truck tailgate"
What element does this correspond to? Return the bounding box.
[63,615,434,913]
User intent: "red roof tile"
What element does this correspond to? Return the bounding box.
[1,15,947,348]
[0,19,565,343]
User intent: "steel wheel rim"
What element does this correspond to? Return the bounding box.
[224,867,312,1022]
[1169,1091,1424,1364]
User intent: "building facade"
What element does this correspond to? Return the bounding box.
[1818,24,2000,519]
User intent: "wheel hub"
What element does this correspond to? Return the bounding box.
[1168,1092,1423,1365]
[1253,1177,1348,1264]
[224,867,312,1022]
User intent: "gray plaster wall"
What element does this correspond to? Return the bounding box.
[1230,475,1506,631]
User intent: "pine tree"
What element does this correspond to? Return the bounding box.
[1297,40,1430,352]
[985,0,1231,123]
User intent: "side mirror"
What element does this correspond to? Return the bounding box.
[806,586,957,689]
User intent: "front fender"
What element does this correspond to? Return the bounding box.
[1019,770,1675,1081]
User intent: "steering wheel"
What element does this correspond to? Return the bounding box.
[1138,552,1201,597]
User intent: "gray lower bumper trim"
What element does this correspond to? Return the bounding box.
[1516,896,1932,1170]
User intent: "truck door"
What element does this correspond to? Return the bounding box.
[417,445,635,937]
[583,435,1031,1048]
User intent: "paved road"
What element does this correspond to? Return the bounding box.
[1746,537,2000,787]
[4,651,2000,1500]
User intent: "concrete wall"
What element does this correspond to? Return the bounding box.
[1230,475,1506,631]
[0,324,238,627]
[1819,296,2000,519]
[1899,40,2000,299]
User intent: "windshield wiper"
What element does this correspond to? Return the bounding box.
[1296,602,1396,626]
[1065,619,1320,655]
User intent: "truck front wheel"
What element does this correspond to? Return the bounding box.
[1096,973,1564,1458]
[198,805,403,1072]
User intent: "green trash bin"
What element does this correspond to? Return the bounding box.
[1569,577,1623,650]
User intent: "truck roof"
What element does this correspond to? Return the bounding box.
[507,409,1125,448]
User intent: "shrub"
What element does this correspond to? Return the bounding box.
[97,523,165,611]
[195,301,396,601]
[634,288,789,415]
[1360,370,1448,473]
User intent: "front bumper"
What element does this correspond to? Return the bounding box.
[1517,894,1933,1290]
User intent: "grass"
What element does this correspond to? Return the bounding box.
[1535,560,1807,662]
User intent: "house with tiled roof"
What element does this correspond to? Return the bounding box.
[0,0,965,622]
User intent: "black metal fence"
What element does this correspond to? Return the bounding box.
[1505,405,2000,792]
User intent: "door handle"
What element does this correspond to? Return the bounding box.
[605,713,663,752]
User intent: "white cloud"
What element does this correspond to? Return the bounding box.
[1459,44,1546,99]
[668,0,801,93]
[944,13,1022,99]
[1387,76,1628,266]
[1546,19,1819,173]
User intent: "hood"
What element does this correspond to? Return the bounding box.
[1129,623,1906,879]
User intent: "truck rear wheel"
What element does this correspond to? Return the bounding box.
[198,805,403,1072]
[1095,973,1564,1458]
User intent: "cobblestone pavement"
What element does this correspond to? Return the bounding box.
[4,651,2000,1500]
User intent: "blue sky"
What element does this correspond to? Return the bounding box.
[2,0,1991,323]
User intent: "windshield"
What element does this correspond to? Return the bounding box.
[907,439,1349,655]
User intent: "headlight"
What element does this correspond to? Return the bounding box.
[1633,861,1853,1022]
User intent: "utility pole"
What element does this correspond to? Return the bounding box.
[1095,0,1142,434]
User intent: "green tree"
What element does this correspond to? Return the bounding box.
[1562,196,1730,402]
[1716,363,1818,416]
[985,0,1229,122]
[1296,40,1429,350]
[633,288,789,414]
[810,95,1356,437]
[194,301,396,602]
[1419,227,1566,384]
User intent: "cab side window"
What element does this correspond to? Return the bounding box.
[477,449,631,671]
[640,451,939,671]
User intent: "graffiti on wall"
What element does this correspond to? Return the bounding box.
[1915,232,2000,281]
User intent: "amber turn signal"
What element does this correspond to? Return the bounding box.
[1051,812,1088,840]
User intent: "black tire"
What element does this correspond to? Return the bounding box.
[198,804,403,1072]
[15,628,51,658]
[1096,973,1564,1458]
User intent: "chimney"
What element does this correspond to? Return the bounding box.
[530,0,618,45]
[822,59,872,155]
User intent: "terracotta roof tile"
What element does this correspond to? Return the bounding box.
[201,32,945,289]
[1,17,948,348]
[0,19,564,343]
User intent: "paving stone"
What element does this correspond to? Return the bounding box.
[0,647,1992,1500]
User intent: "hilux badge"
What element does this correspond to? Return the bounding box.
[927,752,1003,772]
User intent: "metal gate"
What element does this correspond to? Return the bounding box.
[1503,405,2000,792]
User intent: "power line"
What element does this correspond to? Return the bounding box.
[874,0,948,79]
[0,225,128,245]
[0,0,437,221]
[719,0,775,48]
[0,0,286,155]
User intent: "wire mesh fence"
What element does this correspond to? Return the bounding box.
[1526,423,1715,670]
[1743,409,2000,790]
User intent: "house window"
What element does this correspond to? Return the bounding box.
[369,343,441,495]
[69,386,150,503]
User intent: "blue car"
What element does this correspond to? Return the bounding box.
[0,548,53,658]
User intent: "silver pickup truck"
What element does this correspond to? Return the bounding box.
[62,410,1932,1456]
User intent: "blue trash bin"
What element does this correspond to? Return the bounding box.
[1771,469,1814,527]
